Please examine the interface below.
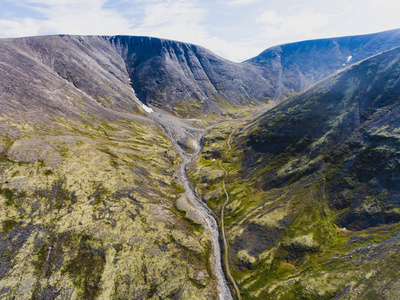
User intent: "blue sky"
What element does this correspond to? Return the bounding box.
[1,0,400,62]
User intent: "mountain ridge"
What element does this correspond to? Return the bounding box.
[2,29,400,118]
[247,28,400,100]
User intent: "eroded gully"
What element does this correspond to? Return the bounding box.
[149,109,233,300]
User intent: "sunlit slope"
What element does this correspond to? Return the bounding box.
[0,36,218,299]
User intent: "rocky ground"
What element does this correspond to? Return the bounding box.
[0,110,218,299]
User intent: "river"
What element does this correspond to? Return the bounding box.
[149,109,233,300]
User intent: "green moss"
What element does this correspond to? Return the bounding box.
[0,187,15,205]
[189,278,206,289]
[171,182,185,194]
[98,148,119,168]
[38,160,46,168]
[173,99,205,117]
[91,183,109,205]
[44,169,53,176]
[101,121,118,132]
[172,205,203,234]
[32,245,48,276]
[2,219,18,233]
[35,180,76,211]
[0,187,25,207]
[62,235,106,299]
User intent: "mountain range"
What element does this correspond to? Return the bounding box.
[1,28,400,299]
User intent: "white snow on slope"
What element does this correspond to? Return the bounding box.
[141,104,154,113]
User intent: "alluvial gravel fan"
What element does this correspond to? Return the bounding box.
[1,29,400,299]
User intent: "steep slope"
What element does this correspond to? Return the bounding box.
[108,35,274,117]
[2,30,400,120]
[0,35,145,121]
[0,36,219,299]
[247,28,400,100]
[189,46,400,299]
[0,34,275,120]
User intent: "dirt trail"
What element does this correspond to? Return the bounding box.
[219,129,242,300]
[149,109,233,300]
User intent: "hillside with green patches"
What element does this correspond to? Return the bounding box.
[0,35,221,298]
[2,30,400,300]
[189,46,400,299]
[0,111,219,299]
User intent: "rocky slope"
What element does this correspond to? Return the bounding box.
[109,36,274,117]
[0,34,274,120]
[2,29,400,300]
[247,28,400,100]
[0,36,219,299]
[189,45,400,299]
[2,30,400,120]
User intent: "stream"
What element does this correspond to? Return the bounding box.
[149,109,233,300]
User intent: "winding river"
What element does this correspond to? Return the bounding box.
[149,109,233,300]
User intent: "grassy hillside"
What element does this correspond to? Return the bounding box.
[0,111,219,299]
[189,46,400,299]
[0,36,219,299]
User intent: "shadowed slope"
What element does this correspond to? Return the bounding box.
[108,35,274,117]
[190,46,400,299]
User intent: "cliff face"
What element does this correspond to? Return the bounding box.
[247,28,400,100]
[108,35,274,116]
[2,30,400,120]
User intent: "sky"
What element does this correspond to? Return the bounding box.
[0,0,400,62]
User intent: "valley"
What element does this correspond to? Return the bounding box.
[1,29,400,299]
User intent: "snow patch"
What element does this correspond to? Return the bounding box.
[141,104,154,113]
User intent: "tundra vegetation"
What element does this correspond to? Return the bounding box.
[189,46,400,299]
[2,31,400,299]
[0,106,217,299]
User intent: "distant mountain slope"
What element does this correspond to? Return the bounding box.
[247,28,400,100]
[0,35,275,118]
[0,35,147,137]
[108,36,274,116]
[1,30,400,119]
[190,45,400,299]
[248,45,400,230]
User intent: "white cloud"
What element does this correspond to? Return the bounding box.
[0,18,41,38]
[256,9,332,42]
[132,0,257,61]
[227,0,259,6]
[344,2,354,12]
[0,0,131,37]
[137,0,205,32]
[1,0,399,62]
[368,0,400,10]
[256,10,284,25]
[0,0,255,61]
